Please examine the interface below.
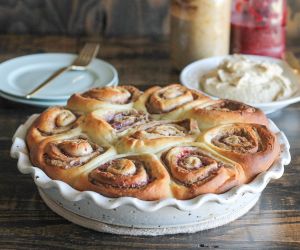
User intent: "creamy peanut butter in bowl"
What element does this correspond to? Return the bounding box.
[180,54,300,114]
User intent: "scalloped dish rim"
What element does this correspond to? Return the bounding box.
[10,114,291,212]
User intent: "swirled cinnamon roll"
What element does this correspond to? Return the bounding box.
[24,83,281,201]
[67,85,142,113]
[117,119,200,153]
[134,84,210,120]
[82,109,150,146]
[200,123,280,181]
[26,106,82,150]
[161,143,245,200]
[30,135,116,184]
[187,99,268,130]
[76,154,171,200]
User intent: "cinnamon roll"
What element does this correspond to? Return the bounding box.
[134,83,210,120]
[187,99,269,130]
[76,154,171,200]
[67,85,142,113]
[200,123,280,181]
[82,109,151,146]
[161,143,245,200]
[24,83,281,201]
[26,106,82,150]
[30,135,116,184]
[117,119,200,153]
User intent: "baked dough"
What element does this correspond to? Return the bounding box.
[134,83,210,120]
[186,99,269,130]
[161,143,246,200]
[67,85,142,113]
[75,154,171,200]
[26,106,82,151]
[30,135,116,184]
[82,108,150,146]
[116,119,200,154]
[26,83,280,200]
[199,123,280,182]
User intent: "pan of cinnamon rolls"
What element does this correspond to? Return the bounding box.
[23,83,283,201]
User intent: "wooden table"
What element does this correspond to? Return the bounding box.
[1,35,300,249]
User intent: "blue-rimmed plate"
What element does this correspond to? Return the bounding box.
[0,53,119,101]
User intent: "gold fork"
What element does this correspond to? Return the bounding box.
[26,43,100,99]
[284,51,300,74]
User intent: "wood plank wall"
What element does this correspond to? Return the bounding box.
[0,0,169,37]
[0,0,299,43]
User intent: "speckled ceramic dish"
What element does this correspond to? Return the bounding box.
[10,115,291,235]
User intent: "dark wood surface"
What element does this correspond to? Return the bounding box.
[1,35,300,249]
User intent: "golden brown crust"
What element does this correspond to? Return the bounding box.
[187,99,269,130]
[134,83,210,120]
[82,109,151,146]
[26,106,82,152]
[161,143,245,200]
[67,85,142,113]
[29,135,116,184]
[75,154,171,201]
[25,84,280,201]
[199,123,280,182]
[116,119,200,154]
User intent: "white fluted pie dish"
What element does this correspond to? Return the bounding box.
[10,114,291,234]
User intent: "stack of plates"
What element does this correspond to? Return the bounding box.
[0,53,119,107]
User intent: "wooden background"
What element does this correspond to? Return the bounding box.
[0,0,169,37]
[0,0,299,42]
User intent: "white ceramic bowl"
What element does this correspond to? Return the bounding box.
[180,55,300,114]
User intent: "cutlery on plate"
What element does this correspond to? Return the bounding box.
[25,43,100,99]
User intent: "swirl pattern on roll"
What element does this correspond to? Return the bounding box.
[104,109,150,132]
[67,85,142,113]
[25,83,280,201]
[188,99,269,130]
[204,99,256,113]
[131,120,194,139]
[34,107,79,135]
[29,135,116,184]
[146,84,195,114]
[134,83,209,120]
[201,123,280,181]
[43,137,103,169]
[211,126,258,153]
[162,144,244,199]
[117,119,200,153]
[82,109,150,146]
[80,154,170,200]
[83,85,141,104]
[26,107,81,150]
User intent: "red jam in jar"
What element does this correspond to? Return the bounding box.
[231,0,287,58]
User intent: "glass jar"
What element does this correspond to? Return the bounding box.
[231,0,287,58]
[170,0,232,70]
